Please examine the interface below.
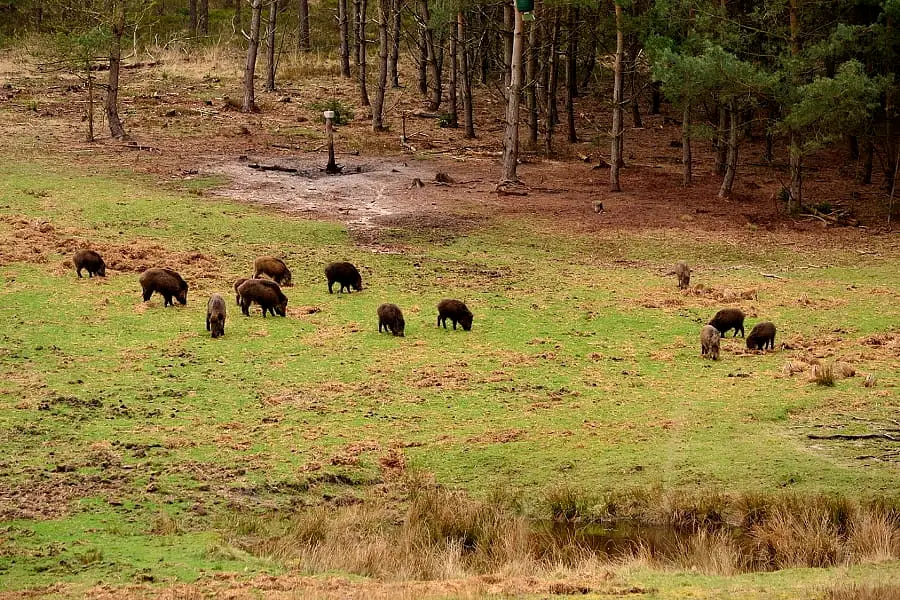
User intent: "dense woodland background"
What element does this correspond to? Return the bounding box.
[1,0,898,218]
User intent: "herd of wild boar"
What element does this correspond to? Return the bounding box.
[73,250,473,340]
[676,261,777,360]
[75,250,775,360]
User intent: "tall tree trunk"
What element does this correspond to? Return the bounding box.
[265,0,278,92]
[235,0,242,28]
[502,3,513,91]
[459,10,475,139]
[190,0,198,34]
[372,0,388,130]
[629,45,642,128]
[243,0,263,112]
[419,0,440,110]
[565,6,577,143]
[547,12,559,128]
[787,0,801,212]
[448,14,458,128]
[580,13,596,91]
[526,0,540,145]
[417,16,428,97]
[298,0,310,50]
[199,0,209,34]
[389,0,401,87]
[719,101,739,198]
[682,103,692,185]
[714,105,727,175]
[862,138,874,184]
[106,0,126,140]
[609,1,624,192]
[338,0,351,76]
[358,0,370,106]
[501,2,524,183]
[86,70,95,142]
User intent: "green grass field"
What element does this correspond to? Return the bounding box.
[0,161,897,597]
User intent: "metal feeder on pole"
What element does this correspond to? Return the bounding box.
[324,110,340,174]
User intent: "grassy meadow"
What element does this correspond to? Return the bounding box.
[0,160,898,598]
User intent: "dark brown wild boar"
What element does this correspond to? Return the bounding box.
[206,293,226,338]
[708,308,745,337]
[74,249,106,278]
[700,325,721,360]
[437,299,473,331]
[139,268,188,306]
[237,278,288,317]
[325,262,363,293]
[253,256,292,286]
[746,321,776,350]
[377,303,405,336]
[233,277,248,306]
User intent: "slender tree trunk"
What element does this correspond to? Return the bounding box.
[389,0,401,87]
[86,70,95,142]
[526,0,540,145]
[787,0,801,212]
[106,0,126,140]
[243,0,263,112]
[190,0,198,34]
[358,0,370,106]
[298,0,310,50]
[417,14,428,97]
[502,3,513,91]
[339,0,351,76]
[353,0,361,78]
[714,105,727,175]
[580,14,596,91]
[501,2,524,183]
[448,15,458,127]
[629,46,642,128]
[862,138,874,184]
[764,102,776,163]
[265,0,278,92]
[459,11,475,139]
[235,0,242,27]
[547,12,559,128]
[372,0,389,130]
[565,7,576,143]
[682,103,692,185]
[199,0,209,34]
[609,1,624,192]
[719,101,739,198]
[419,0,440,110]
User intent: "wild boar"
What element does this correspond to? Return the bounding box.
[253,256,292,286]
[708,308,745,338]
[325,262,363,294]
[675,261,691,290]
[237,278,288,317]
[437,299,473,331]
[206,293,226,338]
[746,321,776,350]
[233,277,248,306]
[700,324,721,360]
[139,268,188,306]
[377,303,405,336]
[74,249,106,278]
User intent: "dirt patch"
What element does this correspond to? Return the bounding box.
[0,470,129,520]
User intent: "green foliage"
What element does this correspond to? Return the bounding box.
[309,98,355,125]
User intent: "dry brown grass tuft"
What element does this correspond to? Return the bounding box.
[827,583,900,600]
[810,362,836,386]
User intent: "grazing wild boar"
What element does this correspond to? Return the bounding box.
[325,262,363,294]
[708,308,745,337]
[206,293,227,338]
[139,268,188,306]
[237,278,288,317]
[746,321,777,350]
[233,277,248,306]
[675,261,691,290]
[377,303,405,336]
[74,249,106,278]
[700,324,721,360]
[253,256,292,286]
[437,299,473,331]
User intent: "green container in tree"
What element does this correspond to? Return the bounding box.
[516,0,534,12]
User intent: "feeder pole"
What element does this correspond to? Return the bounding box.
[325,110,339,174]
